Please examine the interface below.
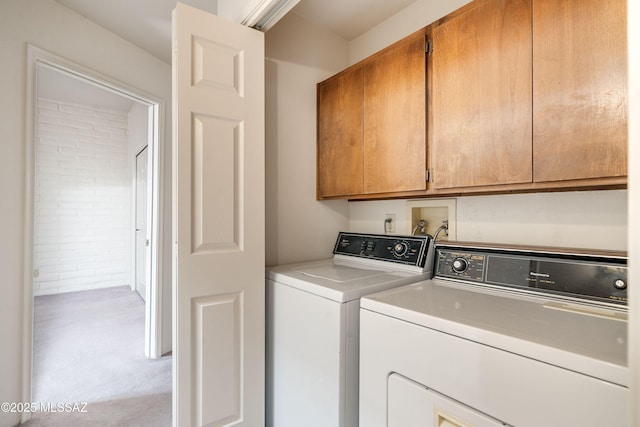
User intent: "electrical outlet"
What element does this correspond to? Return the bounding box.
[385,214,396,233]
[34,268,39,278]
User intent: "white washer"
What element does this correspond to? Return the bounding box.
[360,242,629,427]
[266,232,435,427]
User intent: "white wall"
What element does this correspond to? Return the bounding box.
[348,0,472,64]
[350,191,627,251]
[264,12,350,266]
[34,98,131,295]
[0,1,172,423]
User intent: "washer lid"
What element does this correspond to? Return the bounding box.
[296,263,389,282]
[361,279,628,387]
[267,259,430,303]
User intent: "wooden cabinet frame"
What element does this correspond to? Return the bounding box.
[316,0,627,201]
[317,29,427,200]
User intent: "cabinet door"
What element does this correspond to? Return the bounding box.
[317,67,363,198]
[431,0,532,190]
[363,31,426,194]
[533,0,627,182]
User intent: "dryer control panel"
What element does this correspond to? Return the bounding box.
[436,250,486,282]
[435,243,628,306]
[333,232,431,267]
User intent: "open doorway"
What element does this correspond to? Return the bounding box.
[24,46,169,424]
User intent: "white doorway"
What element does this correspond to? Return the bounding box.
[24,45,167,416]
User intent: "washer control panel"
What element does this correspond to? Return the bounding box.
[333,232,431,267]
[435,244,628,306]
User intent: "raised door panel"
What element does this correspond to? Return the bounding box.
[533,0,627,183]
[431,0,532,190]
[363,31,426,194]
[317,67,364,198]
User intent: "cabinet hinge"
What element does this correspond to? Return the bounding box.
[426,39,433,56]
[426,169,430,182]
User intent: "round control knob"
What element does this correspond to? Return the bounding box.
[452,257,468,273]
[393,242,409,257]
[614,279,627,290]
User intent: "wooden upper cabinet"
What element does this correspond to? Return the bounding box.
[430,0,533,190]
[317,66,363,198]
[317,29,426,199]
[317,0,627,200]
[533,0,628,183]
[363,30,427,194]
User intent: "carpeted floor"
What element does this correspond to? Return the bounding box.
[22,286,172,426]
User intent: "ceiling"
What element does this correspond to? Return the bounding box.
[55,0,218,64]
[54,0,418,64]
[47,0,418,108]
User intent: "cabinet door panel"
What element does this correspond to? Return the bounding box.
[533,0,627,182]
[363,32,426,194]
[431,0,532,190]
[317,67,364,198]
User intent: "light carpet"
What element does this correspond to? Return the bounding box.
[22,286,171,427]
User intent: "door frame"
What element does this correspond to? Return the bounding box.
[22,45,166,418]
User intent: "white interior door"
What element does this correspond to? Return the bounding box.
[135,146,149,301]
[172,3,265,426]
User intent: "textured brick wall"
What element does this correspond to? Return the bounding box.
[34,98,131,295]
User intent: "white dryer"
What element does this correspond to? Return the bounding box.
[266,232,435,427]
[360,242,628,427]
